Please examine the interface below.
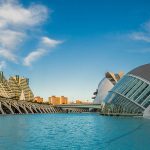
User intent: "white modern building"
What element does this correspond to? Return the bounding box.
[93,72,124,104]
[104,64,150,116]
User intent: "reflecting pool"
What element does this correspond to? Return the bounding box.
[0,113,149,150]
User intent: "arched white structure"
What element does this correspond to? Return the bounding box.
[104,64,150,116]
[93,78,114,104]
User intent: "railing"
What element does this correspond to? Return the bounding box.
[55,104,101,109]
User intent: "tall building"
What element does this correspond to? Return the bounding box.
[8,75,34,101]
[93,71,124,104]
[60,96,68,104]
[0,72,34,101]
[0,72,62,115]
[103,64,150,116]
[49,96,68,105]
[34,96,43,103]
[0,72,15,98]
[50,96,60,105]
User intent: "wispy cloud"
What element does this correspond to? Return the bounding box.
[0,30,25,49]
[23,37,63,66]
[0,0,52,65]
[0,49,17,62]
[130,32,150,42]
[126,48,150,54]
[0,0,48,28]
[23,49,46,66]
[41,37,63,47]
[126,19,150,54]
[130,20,150,43]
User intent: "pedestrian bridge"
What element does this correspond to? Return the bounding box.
[55,104,101,109]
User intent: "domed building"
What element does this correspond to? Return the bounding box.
[93,71,124,104]
[93,78,114,104]
[104,64,150,116]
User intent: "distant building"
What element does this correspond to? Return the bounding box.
[93,71,124,104]
[75,100,91,104]
[49,96,68,105]
[76,100,82,104]
[34,96,43,103]
[49,96,60,105]
[60,96,68,104]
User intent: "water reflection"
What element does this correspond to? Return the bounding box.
[0,114,149,150]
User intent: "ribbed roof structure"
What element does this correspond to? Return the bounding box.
[128,64,150,82]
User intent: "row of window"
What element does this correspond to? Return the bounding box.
[104,92,143,113]
[105,74,150,109]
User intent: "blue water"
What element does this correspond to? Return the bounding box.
[0,113,150,150]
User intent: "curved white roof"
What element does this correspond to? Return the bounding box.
[93,77,114,104]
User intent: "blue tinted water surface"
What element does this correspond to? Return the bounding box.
[0,113,149,150]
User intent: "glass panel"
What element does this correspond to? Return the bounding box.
[130,82,148,101]
[123,80,143,97]
[112,76,127,91]
[117,77,136,94]
[143,100,150,108]
[136,86,150,102]
[113,76,129,91]
[119,78,138,95]
[126,83,148,98]
[138,91,150,104]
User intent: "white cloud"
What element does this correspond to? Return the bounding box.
[0,30,25,49]
[0,49,17,62]
[23,37,63,66]
[0,1,63,67]
[0,0,48,28]
[130,20,150,43]
[0,61,6,70]
[0,0,49,64]
[42,37,63,47]
[127,20,150,53]
[23,49,46,66]
[130,32,150,42]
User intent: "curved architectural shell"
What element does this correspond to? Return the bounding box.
[104,64,150,116]
[93,78,114,104]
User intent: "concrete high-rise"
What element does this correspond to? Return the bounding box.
[49,96,68,105]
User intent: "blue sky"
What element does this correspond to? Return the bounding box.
[0,0,150,101]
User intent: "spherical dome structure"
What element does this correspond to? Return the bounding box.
[93,78,114,104]
[128,64,150,82]
[103,63,150,116]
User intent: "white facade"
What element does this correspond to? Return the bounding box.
[143,106,150,118]
[93,78,114,104]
